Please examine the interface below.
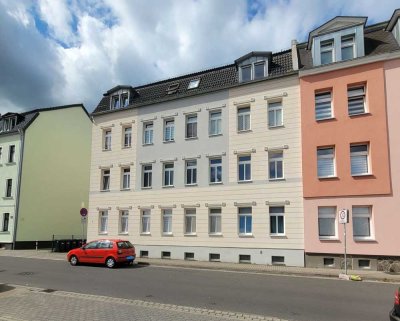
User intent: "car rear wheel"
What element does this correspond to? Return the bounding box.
[70,255,79,266]
[106,257,116,268]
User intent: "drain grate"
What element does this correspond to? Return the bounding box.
[41,289,57,293]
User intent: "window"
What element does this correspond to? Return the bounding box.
[209,253,220,262]
[185,209,196,234]
[254,62,266,79]
[188,79,200,89]
[161,251,171,259]
[123,127,132,148]
[272,256,285,265]
[352,206,372,238]
[358,259,370,269]
[320,39,334,64]
[101,169,110,191]
[240,61,267,82]
[348,85,366,115]
[209,208,221,234]
[241,65,252,82]
[184,252,195,260]
[142,165,152,188]
[350,144,369,175]
[111,95,120,109]
[268,101,283,127]
[121,93,129,107]
[270,206,285,235]
[5,179,12,198]
[120,210,129,234]
[2,213,9,232]
[141,209,151,234]
[209,158,222,183]
[140,250,149,258]
[237,107,250,131]
[315,91,332,120]
[163,163,174,187]
[166,83,179,95]
[164,119,175,142]
[324,258,335,267]
[317,147,335,178]
[122,168,130,190]
[0,147,2,162]
[162,209,172,234]
[143,122,153,145]
[238,207,252,235]
[8,145,15,163]
[99,211,108,233]
[269,151,283,180]
[209,111,222,136]
[1,117,17,132]
[318,207,336,238]
[185,160,197,185]
[341,35,355,61]
[238,155,251,182]
[103,130,112,150]
[239,254,251,263]
[186,114,197,138]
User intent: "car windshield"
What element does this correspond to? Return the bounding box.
[117,241,133,249]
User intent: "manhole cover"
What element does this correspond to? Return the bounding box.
[0,284,15,293]
[41,289,56,293]
[17,272,34,276]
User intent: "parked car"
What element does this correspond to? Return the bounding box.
[390,287,400,321]
[67,239,136,268]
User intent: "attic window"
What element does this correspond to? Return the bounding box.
[240,61,267,82]
[188,79,200,89]
[110,90,130,110]
[0,117,17,133]
[112,95,120,109]
[166,83,180,95]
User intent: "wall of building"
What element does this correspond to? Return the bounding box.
[16,107,92,244]
[0,133,21,246]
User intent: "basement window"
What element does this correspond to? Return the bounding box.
[184,252,195,260]
[209,253,220,262]
[161,251,171,259]
[188,79,200,89]
[166,83,180,95]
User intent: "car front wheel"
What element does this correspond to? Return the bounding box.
[70,255,79,266]
[106,257,116,268]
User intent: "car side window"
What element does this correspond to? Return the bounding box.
[84,241,99,249]
[98,240,113,249]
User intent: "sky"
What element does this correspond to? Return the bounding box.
[0,0,399,114]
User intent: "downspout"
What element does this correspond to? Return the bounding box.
[12,129,25,250]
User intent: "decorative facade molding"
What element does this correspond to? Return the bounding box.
[116,206,133,210]
[233,98,255,106]
[140,116,157,122]
[120,120,135,125]
[234,201,257,207]
[96,207,112,211]
[182,155,201,160]
[264,145,289,151]
[205,203,226,208]
[181,203,201,208]
[264,92,288,101]
[265,200,291,206]
[98,164,113,169]
[160,157,178,163]
[233,148,256,155]
[137,205,155,210]
[206,104,226,111]
[158,204,177,209]
[183,108,201,115]
[139,160,156,165]
[206,152,226,158]
[161,112,178,119]
[100,124,115,129]
[118,162,134,167]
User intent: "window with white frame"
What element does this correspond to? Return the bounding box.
[318,207,337,238]
[141,209,151,233]
[348,85,366,115]
[121,93,129,107]
[122,168,130,190]
[163,163,174,187]
[254,61,266,79]
[209,158,222,183]
[5,179,12,198]
[209,111,222,136]
[237,107,250,131]
[103,130,112,150]
[123,127,132,148]
[350,144,369,175]
[240,61,266,82]
[268,101,283,127]
[162,209,172,234]
[111,95,120,109]
[2,213,9,232]
[320,39,334,64]
[209,208,221,234]
[352,206,372,238]
[315,91,332,120]
[341,35,355,61]
[143,122,153,145]
[185,159,197,185]
[269,151,283,180]
[186,114,197,138]
[110,91,129,109]
[241,65,252,82]
[184,209,196,234]
[238,155,251,182]
[101,169,110,191]
[238,207,252,235]
[99,210,108,233]
[120,210,129,234]
[317,147,335,178]
[164,119,175,142]
[142,164,152,188]
[270,206,285,235]
[8,145,15,163]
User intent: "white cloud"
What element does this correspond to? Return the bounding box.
[0,0,399,113]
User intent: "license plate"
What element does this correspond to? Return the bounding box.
[126,256,134,260]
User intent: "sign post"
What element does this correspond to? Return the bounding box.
[339,209,349,275]
[80,208,88,245]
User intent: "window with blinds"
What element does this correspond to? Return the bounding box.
[315,91,332,120]
[348,85,366,115]
[350,144,369,175]
[317,147,335,178]
[318,207,336,238]
[352,206,372,238]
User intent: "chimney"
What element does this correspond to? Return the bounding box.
[291,39,299,71]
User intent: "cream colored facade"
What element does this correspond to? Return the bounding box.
[88,75,303,266]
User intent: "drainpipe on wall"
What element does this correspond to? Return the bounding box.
[12,129,25,250]
[291,39,299,71]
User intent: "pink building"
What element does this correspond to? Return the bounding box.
[298,12,400,270]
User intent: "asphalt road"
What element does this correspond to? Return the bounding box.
[0,256,396,321]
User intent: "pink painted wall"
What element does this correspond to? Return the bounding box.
[303,59,400,256]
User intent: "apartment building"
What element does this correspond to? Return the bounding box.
[298,13,400,270]
[0,105,92,249]
[88,48,304,266]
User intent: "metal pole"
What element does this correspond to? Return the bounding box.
[344,222,347,275]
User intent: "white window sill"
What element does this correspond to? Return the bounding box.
[238,180,252,184]
[185,137,198,141]
[141,186,152,190]
[270,234,286,237]
[209,133,222,137]
[102,149,112,152]
[319,237,339,241]
[0,231,10,234]
[316,117,336,122]
[318,176,338,180]
[268,125,284,129]
[354,237,375,242]
[209,233,223,237]
[2,197,13,200]
[142,143,154,146]
[118,232,129,235]
[239,234,253,238]
[122,146,132,149]
[140,232,151,236]
[184,233,197,236]
[120,188,131,191]
[163,140,175,144]
[100,190,110,193]
[269,178,285,181]
[162,233,173,236]
[237,129,252,134]
[6,162,16,166]
[349,112,370,118]
[98,232,108,235]
[351,173,373,177]
[209,182,223,185]
[185,183,198,187]
[162,185,174,188]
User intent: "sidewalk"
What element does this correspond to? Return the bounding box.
[0,249,399,283]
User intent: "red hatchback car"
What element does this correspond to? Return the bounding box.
[67,239,136,268]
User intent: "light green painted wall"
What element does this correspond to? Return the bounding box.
[17,107,92,241]
[0,133,21,244]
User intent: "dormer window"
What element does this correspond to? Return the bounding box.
[112,95,120,109]
[167,83,179,95]
[341,35,355,61]
[235,51,271,83]
[241,65,252,82]
[108,88,131,110]
[320,40,334,65]
[121,93,129,107]
[240,61,267,82]
[0,117,17,133]
[188,79,200,89]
